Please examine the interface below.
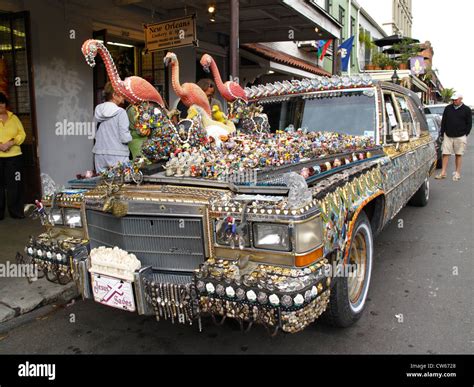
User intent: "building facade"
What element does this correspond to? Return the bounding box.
[314,0,387,74]
[392,0,412,37]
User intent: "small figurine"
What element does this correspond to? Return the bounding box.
[35,200,45,216]
[212,104,227,123]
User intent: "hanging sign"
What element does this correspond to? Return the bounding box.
[410,56,426,76]
[144,15,197,53]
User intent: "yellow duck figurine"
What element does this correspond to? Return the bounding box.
[187,104,236,147]
[212,104,227,123]
[187,104,235,134]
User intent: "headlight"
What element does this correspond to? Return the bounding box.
[215,218,250,249]
[253,223,290,251]
[50,208,63,225]
[294,217,323,253]
[64,209,82,228]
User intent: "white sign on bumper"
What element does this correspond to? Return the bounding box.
[91,273,136,312]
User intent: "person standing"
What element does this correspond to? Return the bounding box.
[436,93,472,181]
[0,92,26,219]
[93,82,132,172]
[176,78,223,118]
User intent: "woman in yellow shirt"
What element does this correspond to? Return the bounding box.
[0,92,26,219]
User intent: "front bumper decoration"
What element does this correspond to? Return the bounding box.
[89,246,141,282]
[142,280,198,326]
[24,234,88,284]
[195,257,331,334]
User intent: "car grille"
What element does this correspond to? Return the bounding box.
[86,210,206,273]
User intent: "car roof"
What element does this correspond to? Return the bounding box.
[425,103,448,108]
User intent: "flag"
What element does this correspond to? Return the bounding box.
[315,40,326,60]
[337,36,355,72]
[319,39,333,61]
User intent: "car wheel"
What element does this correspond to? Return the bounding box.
[324,211,373,327]
[408,178,429,207]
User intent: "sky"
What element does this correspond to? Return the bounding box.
[357,0,474,106]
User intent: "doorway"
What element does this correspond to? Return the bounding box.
[0,11,40,203]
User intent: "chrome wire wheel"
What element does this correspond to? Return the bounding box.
[325,211,374,327]
[347,221,373,313]
[348,232,367,305]
[424,178,430,202]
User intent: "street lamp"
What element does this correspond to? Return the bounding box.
[391,69,399,84]
[208,4,216,22]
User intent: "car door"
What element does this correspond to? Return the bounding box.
[380,90,436,223]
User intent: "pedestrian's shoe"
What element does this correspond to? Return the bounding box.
[434,173,446,179]
[452,172,461,181]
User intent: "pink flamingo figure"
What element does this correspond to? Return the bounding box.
[200,53,248,102]
[81,39,165,107]
[164,52,211,116]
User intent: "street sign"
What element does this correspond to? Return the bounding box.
[144,15,197,53]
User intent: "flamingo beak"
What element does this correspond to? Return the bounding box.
[203,63,210,73]
[163,56,171,67]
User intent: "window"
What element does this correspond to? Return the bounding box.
[339,6,345,26]
[325,0,332,12]
[395,95,414,125]
[300,91,377,138]
[260,90,377,139]
[351,17,355,67]
[365,30,371,64]
[383,93,400,142]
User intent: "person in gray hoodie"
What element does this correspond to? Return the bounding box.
[93,82,132,172]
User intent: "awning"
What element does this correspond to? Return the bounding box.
[126,0,341,43]
[374,34,419,47]
[241,43,331,76]
[410,75,429,92]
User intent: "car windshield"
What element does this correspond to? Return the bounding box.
[261,89,377,139]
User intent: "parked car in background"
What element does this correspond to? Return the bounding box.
[425,113,443,168]
[424,103,447,117]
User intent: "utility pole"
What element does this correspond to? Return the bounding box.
[347,0,351,75]
[230,0,239,81]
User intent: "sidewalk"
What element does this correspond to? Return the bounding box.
[0,214,78,323]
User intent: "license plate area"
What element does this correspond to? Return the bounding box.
[91,273,136,312]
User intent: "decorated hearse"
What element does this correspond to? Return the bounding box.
[23,43,436,334]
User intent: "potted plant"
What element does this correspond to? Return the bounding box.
[360,30,378,70]
[372,52,388,70]
[393,39,421,70]
[384,58,397,70]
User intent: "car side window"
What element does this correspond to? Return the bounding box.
[395,95,418,138]
[383,93,400,143]
[406,97,427,135]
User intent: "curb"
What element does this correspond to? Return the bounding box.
[0,278,79,325]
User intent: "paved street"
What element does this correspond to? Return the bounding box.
[0,147,472,355]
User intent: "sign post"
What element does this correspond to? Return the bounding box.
[144,15,197,53]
